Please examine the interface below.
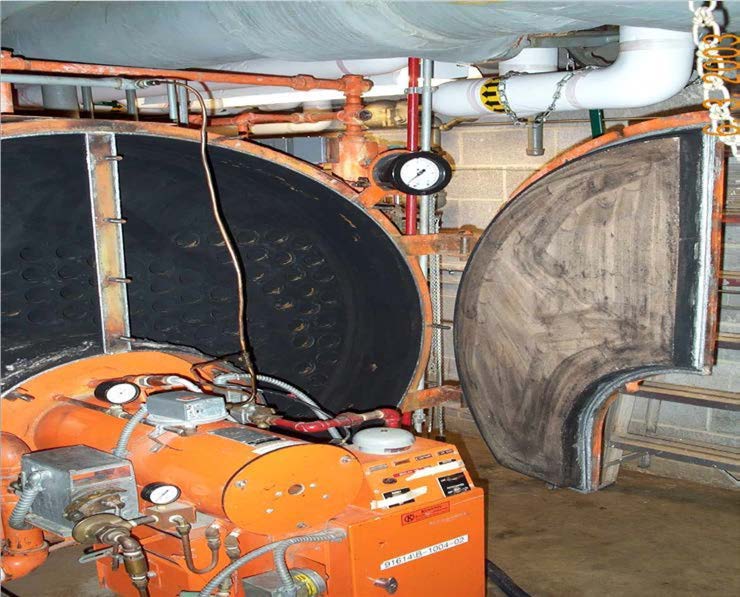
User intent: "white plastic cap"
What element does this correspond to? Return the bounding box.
[352,427,415,455]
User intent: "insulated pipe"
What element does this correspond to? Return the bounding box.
[499,47,559,77]
[212,57,408,80]
[433,26,694,118]
[405,58,421,235]
[40,84,79,117]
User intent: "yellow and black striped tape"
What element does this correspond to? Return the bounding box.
[479,78,504,112]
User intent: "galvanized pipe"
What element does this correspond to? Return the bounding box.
[167,83,179,123]
[418,58,434,276]
[81,86,95,118]
[125,89,139,121]
[177,86,188,125]
[2,73,145,91]
[526,118,545,156]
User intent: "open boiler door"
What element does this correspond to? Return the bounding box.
[454,114,724,492]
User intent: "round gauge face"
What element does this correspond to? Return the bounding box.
[142,482,181,505]
[95,381,140,405]
[386,151,452,196]
[399,156,442,192]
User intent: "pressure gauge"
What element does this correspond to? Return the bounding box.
[94,380,141,405]
[141,482,181,505]
[373,151,452,196]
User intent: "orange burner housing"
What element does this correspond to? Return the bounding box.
[2,351,485,596]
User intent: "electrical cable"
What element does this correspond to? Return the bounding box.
[485,559,531,597]
[144,79,258,400]
[8,471,49,530]
[112,405,148,458]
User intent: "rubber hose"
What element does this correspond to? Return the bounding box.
[485,559,531,597]
[199,530,346,596]
[8,472,48,530]
[112,405,148,458]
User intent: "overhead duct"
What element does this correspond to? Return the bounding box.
[433,26,695,118]
[0,2,706,68]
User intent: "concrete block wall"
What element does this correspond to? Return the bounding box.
[437,105,739,485]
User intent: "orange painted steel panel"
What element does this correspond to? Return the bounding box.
[19,352,363,535]
[2,350,485,595]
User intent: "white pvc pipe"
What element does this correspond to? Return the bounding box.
[433,26,695,118]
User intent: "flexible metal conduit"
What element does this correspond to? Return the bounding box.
[199,529,346,596]
[112,405,148,458]
[213,373,344,441]
[8,471,49,530]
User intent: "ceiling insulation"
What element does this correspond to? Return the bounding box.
[2,1,732,68]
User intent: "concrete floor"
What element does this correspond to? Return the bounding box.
[5,433,739,597]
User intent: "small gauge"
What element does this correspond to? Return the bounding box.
[374,151,452,196]
[141,482,181,505]
[94,380,141,405]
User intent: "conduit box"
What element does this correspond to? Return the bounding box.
[146,391,228,426]
[20,445,139,537]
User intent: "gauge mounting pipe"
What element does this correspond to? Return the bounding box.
[405,57,421,235]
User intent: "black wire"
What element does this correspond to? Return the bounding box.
[486,559,531,597]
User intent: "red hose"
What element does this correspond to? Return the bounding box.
[405,57,421,235]
[270,408,401,434]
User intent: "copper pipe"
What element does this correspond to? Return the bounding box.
[0,51,372,93]
[405,58,421,235]
[192,110,339,129]
[1,81,14,114]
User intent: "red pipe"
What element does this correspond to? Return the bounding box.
[405,57,421,235]
[270,409,401,434]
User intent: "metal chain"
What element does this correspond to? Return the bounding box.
[499,69,581,125]
[689,1,739,159]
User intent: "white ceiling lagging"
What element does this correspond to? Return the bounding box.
[1,1,731,68]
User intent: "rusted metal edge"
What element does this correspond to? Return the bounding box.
[398,230,482,257]
[85,132,131,353]
[402,385,462,412]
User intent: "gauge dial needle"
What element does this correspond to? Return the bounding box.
[408,168,427,183]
